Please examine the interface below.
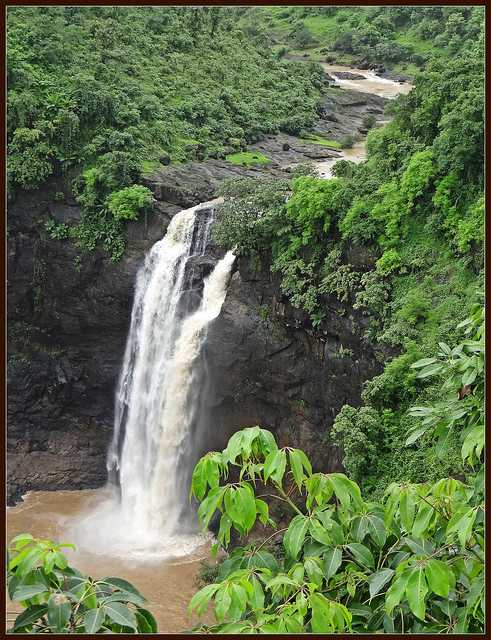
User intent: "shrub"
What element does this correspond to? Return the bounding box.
[6,535,158,633]
[106,185,154,221]
[376,248,403,275]
[362,114,377,130]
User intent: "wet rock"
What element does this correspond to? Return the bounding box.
[201,255,382,471]
[333,71,367,80]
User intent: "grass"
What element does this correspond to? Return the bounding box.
[300,133,342,149]
[302,14,344,41]
[140,159,163,175]
[225,151,271,167]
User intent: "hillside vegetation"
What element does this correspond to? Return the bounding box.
[245,5,484,75]
[7,6,322,259]
[213,7,484,499]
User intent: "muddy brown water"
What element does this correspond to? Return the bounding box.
[6,489,215,633]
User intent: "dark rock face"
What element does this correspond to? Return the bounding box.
[200,255,381,471]
[332,71,367,80]
[7,177,175,505]
[7,84,385,504]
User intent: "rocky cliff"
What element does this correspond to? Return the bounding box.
[7,88,387,504]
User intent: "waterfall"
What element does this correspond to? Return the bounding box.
[73,201,235,559]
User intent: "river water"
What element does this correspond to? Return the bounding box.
[6,490,215,632]
[6,65,412,634]
[314,63,412,178]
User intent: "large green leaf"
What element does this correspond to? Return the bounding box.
[84,607,105,633]
[47,593,71,632]
[12,582,49,601]
[198,487,224,529]
[101,577,146,603]
[247,549,279,573]
[324,548,342,581]
[329,473,363,510]
[385,573,409,615]
[304,556,324,588]
[405,567,428,621]
[412,501,434,538]
[223,431,244,464]
[264,449,287,485]
[9,533,34,550]
[425,559,450,597]
[237,485,257,532]
[399,488,415,532]
[446,507,478,547]
[369,568,394,599]
[289,449,305,490]
[351,516,368,542]
[214,585,232,622]
[309,593,334,632]
[346,543,374,569]
[309,518,331,545]
[249,576,265,610]
[13,546,43,577]
[104,601,137,630]
[188,583,220,616]
[135,607,158,633]
[13,605,47,631]
[410,357,437,369]
[283,515,309,560]
[367,515,387,547]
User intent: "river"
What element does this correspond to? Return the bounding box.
[314,63,412,178]
[6,65,412,634]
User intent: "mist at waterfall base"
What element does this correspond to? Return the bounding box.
[69,201,235,561]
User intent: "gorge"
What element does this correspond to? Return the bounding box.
[8,71,409,632]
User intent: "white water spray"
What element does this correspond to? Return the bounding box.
[73,202,235,559]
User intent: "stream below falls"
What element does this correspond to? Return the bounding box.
[6,66,412,634]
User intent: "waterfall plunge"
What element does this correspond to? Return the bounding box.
[73,202,235,559]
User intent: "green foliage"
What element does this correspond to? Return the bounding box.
[45,219,70,241]
[8,128,54,189]
[300,133,342,149]
[225,151,270,167]
[7,6,325,260]
[7,6,323,194]
[254,5,483,71]
[406,304,484,457]
[376,249,402,276]
[213,177,289,257]
[329,406,378,482]
[189,316,484,632]
[6,535,157,633]
[106,185,154,221]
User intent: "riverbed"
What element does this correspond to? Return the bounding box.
[314,63,412,177]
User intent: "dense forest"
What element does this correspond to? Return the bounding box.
[7,5,484,635]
